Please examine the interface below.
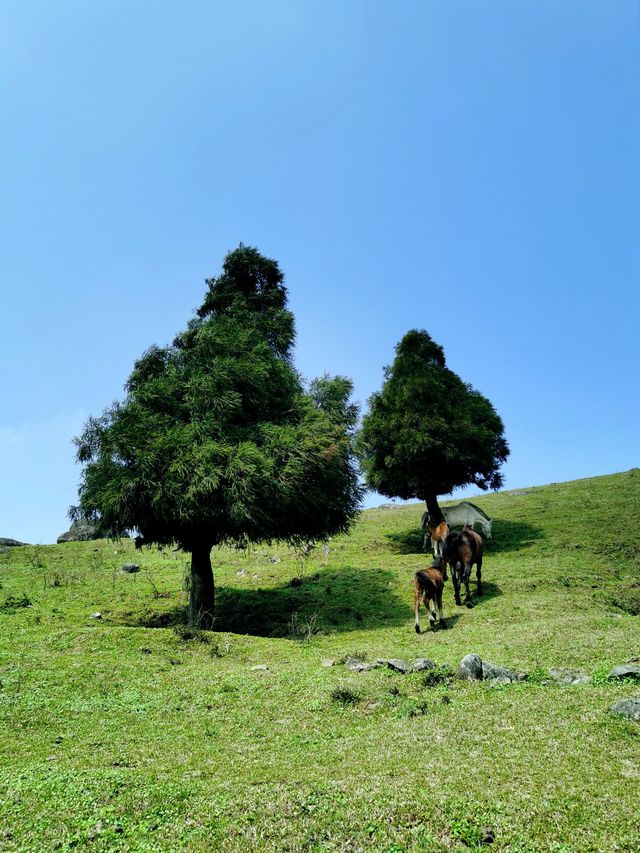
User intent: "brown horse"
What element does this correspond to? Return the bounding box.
[413,556,447,633]
[442,526,484,608]
[421,512,449,556]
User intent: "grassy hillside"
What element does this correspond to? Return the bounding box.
[1,470,639,851]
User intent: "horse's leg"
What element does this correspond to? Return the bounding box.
[436,587,444,626]
[427,595,436,629]
[452,563,462,606]
[414,582,421,634]
[476,556,483,596]
[464,562,473,608]
[431,536,438,556]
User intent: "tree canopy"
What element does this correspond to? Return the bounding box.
[73,246,362,625]
[357,329,509,521]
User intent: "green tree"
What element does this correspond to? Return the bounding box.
[357,329,509,522]
[72,246,362,627]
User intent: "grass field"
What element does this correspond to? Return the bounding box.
[1,470,639,851]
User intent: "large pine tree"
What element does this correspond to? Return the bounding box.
[73,246,362,627]
[357,330,509,522]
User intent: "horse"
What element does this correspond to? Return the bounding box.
[441,502,492,539]
[442,526,484,609]
[413,555,447,633]
[420,512,449,556]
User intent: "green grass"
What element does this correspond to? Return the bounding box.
[1,470,639,851]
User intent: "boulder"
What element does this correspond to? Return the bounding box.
[121,563,140,574]
[459,653,483,681]
[413,658,438,672]
[548,669,591,685]
[0,538,29,547]
[483,661,527,683]
[610,698,640,721]
[57,519,99,543]
[345,656,369,672]
[345,657,381,673]
[607,664,640,682]
[377,658,413,674]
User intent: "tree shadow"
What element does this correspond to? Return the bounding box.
[386,530,425,555]
[215,566,410,637]
[387,519,543,556]
[118,566,413,637]
[488,519,543,554]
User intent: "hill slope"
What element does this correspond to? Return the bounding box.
[0,470,639,851]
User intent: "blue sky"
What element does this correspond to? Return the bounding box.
[2,1,638,544]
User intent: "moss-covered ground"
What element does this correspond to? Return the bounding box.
[1,470,639,851]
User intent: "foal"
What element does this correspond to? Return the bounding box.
[421,512,449,556]
[413,556,447,633]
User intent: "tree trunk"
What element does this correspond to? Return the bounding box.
[189,543,215,629]
[425,493,444,525]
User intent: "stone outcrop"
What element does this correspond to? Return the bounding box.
[610,698,640,721]
[607,664,640,682]
[458,653,483,680]
[57,519,99,543]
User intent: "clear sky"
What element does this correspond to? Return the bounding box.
[1,1,638,544]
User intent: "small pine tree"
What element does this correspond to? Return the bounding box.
[73,246,362,627]
[357,329,509,521]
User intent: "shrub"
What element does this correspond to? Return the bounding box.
[173,624,210,643]
[331,686,361,706]
[0,593,32,612]
[422,666,454,688]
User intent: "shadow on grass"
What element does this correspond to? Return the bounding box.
[420,613,463,632]
[387,519,543,556]
[120,566,412,637]
[386,530,425,555]
[488,519,543,554]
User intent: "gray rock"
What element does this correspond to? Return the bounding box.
[413,658,438,672]
[57,519,99,543]
[549,668,591,685]
[89,612,102,619]
[608,664,640,681]
[459,653,483,681]
[268,556,281,564]
[610,698,640,721]
[483,661,527,683]
[377,658,413,674]
[321,658,336,667]
[345,656,369,672]
[0,546,10,554]
[0,538,29,547]
[488,676,514,687]
[345,657,381,673]
[251,664,269,672]
[120,563,140,574]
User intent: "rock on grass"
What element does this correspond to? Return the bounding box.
[610,698,640,721]
[607,664,640,682]
[459,654,483,680]
[549,669,591,685]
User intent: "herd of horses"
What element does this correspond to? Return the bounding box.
[413,507,487,634]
